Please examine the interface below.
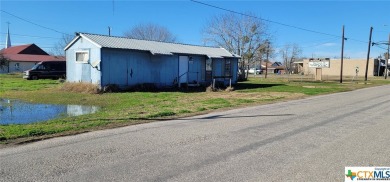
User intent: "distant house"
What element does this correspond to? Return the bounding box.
[0,44,65,73]
[64,33,240,88]
[271,62,283,67]
[270,62,285,74]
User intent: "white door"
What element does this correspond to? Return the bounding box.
[179,56,189,83]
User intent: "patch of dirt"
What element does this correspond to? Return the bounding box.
[205,91,304,100]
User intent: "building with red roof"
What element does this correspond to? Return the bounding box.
[0,44,65,73]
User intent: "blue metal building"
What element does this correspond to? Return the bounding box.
[64,33,240,88]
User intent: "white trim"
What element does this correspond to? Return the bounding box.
[64,33,102,51]
[79,33,102,49]
[64,36,80,51]
[75,50,90,63]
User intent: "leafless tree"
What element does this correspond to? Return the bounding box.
[280,43,302,74]
[384,52,389,60]
[50,34,74,56]
[255,41,276,71]
[0,53,10,71]
[202,12,270,77]
[124,23,177,42]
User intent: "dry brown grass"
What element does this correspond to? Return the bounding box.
[206,85,235,92]
[61,82,100,94]
[225,86,235,92]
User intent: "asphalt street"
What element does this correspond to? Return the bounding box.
[1,85,390,181]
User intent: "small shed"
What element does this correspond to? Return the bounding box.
[64,33,240,88]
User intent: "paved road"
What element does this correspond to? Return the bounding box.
[1,85,390,181]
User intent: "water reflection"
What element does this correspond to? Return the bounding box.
[0,99,99,125]
[67,105,99,117]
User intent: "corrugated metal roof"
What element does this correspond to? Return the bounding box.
[77,33,239,58]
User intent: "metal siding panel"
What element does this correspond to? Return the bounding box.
[133,51,152,85]
[179,56,188,83]
[188,56,201,83]
[159,55,178,86]
[126,54,135,85]
[213,58,223,77]
[66,49,77,82]
[66,36,101,84]
[230,58,238,83]
[150,55,161,84]
[200,57,206,81]
[90,47,101,85]
[108,50,127,86]
[102,49,154,87]
[100,52,109,87]
[81,64,91,82]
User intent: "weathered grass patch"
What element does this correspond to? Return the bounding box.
[61,82,100,94]
[178,110,192,114]
[148,111,176,118]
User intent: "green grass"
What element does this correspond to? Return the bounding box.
[1,73,390,144]
[0,73,59,93]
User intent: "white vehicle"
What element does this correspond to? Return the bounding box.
[244,68,262,74]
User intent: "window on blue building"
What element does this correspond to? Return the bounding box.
[76,51,89,63]
[224,59,231,77]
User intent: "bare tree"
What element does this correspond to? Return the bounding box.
[255,40,276,71]
[279,43,302,74]
[384,52,389,60]
[124,23,177,42]
[202,12,270,78]
[0,53,10,71]
[50,34,74,56]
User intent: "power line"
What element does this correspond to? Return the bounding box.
[348,38,368,44]
[372,44,388,51]
[190,0,340,38]
[190,0,369,44]
[0,32,61,39]
[0,10,71,36]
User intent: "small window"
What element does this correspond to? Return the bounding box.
[38,64,46,70]
[76,51,89,63]
[206,59,212,71]
[14,63,20,70]
[224,59,231,77]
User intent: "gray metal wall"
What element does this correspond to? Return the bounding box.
[212,58,238,85]
[101,48,179,87]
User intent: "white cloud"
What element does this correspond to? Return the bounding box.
[320,43,337,47]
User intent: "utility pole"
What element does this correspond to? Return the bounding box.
[386,33,390,79]
[265,41,269,79]
[340,25,345,83]
[108,26,111,36]
[365,27,373,81]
